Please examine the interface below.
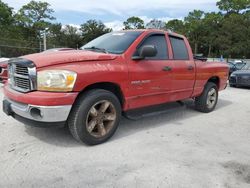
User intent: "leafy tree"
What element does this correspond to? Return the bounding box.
[46,23,63,49]
[12,1,56,54]
[184,10,205,54]
[146,19,165,29]
[165,19,185,33]
[202,12,223,57]
[15,0,55,30]
[61,25,82,48]
[216,0,250,14]
[216,12,249,58]
[0,0,14,26]
[80,20,112,44]
[1,1,250,58]
[123,16,145,29]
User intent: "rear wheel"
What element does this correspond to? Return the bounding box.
[195,82,218,113]
[68,89,121,145]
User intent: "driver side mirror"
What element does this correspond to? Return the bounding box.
[132,45,157,60]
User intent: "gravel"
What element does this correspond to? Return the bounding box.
[0,86,250,188]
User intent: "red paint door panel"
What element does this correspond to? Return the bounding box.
[170,60,195,101]
[127,34,173,109]
[128,60,173,109]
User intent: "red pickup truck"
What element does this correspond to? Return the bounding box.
[3,29,229,145]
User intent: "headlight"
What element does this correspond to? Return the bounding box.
[230,73,236,77]
[37,70,77,92]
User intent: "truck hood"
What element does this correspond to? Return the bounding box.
[22,50,118,68]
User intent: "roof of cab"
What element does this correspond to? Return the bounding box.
[120,29,185,38]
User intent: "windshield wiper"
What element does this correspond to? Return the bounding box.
[84,46,108,54]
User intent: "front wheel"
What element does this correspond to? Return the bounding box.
[68,89,121,145]
[195,82,218,113]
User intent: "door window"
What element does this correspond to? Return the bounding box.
[170,36,189,60]
[137,35,168,60]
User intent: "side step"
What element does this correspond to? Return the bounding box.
[123,101,185,120]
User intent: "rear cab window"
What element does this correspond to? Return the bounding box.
[169,36,189,60]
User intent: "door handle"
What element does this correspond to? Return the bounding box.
[187,65,194,71]
[162,66,172,71]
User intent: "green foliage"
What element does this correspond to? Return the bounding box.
[216,0,250,13]
[0,0,14,26]
[184,10,205,54]
[198,12,223,57]
[16,0,55,28]
[80,20,112,44]
[146,19,165,29]
[61,25,82,48]
[165,2,250,58]
[217,12,250,58]
[0,0,250,58]
[123,16,145,29]
[165,19,185,33]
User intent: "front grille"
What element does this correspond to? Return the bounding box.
[8,59,36,93]
[238,76,250,85]
[15,65,29,75]
[14,77,30,89]
[14,65,30,91]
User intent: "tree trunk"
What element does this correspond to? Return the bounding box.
[208,44,211,57]
[194,43,198,55]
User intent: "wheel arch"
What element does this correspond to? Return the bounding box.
[207,76,220,89]
[74,82,125,108]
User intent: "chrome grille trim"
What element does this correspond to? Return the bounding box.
[8,58,37,93]
[15,65,29,75]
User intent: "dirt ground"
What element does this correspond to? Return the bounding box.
[0,86,250,188]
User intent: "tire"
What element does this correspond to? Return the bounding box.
[68,89,121,145]
[195,82,218,113]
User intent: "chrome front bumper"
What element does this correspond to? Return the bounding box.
[4,98,72,123]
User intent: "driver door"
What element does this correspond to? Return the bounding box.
[127,33,173,109]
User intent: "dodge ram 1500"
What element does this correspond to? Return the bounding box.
[3,29,229,145]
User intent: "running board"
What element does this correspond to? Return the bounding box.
[123,101,185,120]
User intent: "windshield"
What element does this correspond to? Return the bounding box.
[81,31,143,54]
[235,63,246,69]
[228,62,234,68]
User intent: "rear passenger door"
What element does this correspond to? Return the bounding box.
[169,36,196,101]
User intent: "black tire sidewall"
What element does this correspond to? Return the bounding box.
[205,83,218,111]
[195,82,218,113]
[72,90,121,145]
